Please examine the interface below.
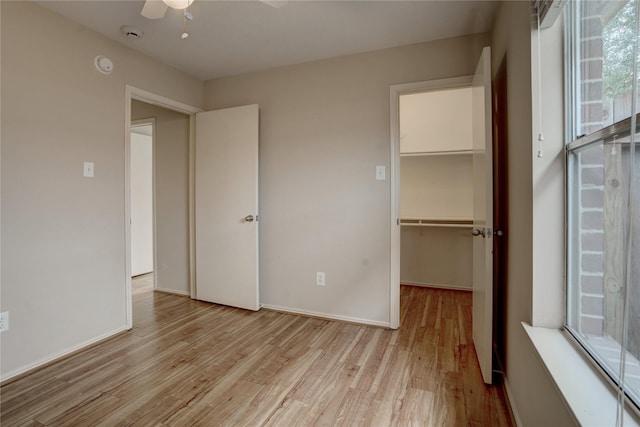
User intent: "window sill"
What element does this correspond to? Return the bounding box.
[522,322,640,426]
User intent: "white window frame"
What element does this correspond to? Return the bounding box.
[564,0,640,413]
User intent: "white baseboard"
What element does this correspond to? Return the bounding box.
[401,281,472,291]
[261,304,390,328]
[154,287,190,296]
[503,375,523,427]
[0,326,128,384]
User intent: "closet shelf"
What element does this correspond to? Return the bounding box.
[400,150,473,157]
[400,218,474,228]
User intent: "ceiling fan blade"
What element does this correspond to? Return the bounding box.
[141,0,168,19]
[260,0,288,8]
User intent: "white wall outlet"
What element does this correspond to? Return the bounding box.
[84,161,95,178]
[316,272,325,286]
[0,312,9,332]
[376,165,386,181]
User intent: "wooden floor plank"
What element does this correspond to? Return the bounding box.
[46,392,124,426]
[261,398,310,427]
[395,387,435,426]
[1,282,513,426]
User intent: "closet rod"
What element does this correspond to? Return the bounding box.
[400,218,474,228]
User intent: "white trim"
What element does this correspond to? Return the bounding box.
[126,86,202,116]
[0,327,127,383]
[124,85,202,329]
[523,323,640,426]
[503,374,524,427]
[389,86,400,329]
[188,115,196,299]
[261,304,390,328]
[131,118,157,290]
[401,281,472,291]
[124,90,133,329]
[389,76,473,331]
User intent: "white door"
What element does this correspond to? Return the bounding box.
[195,104,260,311]
[130,127,154,276]
[471,46,494,384]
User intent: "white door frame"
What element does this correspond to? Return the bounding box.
[124,85,202,329]
[389,76,473,329]
[130,118,157,285]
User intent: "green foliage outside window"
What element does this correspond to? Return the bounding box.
[603,1,638,98]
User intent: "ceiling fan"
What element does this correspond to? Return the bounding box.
[141,0,192,20]
[141,0,288,20]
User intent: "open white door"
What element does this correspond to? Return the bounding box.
[471,47,494,384]
[195,104,260,311]
[130,126,154,277]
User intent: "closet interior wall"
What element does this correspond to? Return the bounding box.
[400,87,474,290]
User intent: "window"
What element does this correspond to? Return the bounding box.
[566,0,640,409]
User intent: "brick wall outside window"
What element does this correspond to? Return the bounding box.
[577,0,607,337]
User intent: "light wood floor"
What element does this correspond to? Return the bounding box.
[1,277,513,426]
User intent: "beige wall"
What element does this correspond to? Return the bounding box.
[400,154,473,219]
[0,1,203,379]
[401,227,472,289]
[400,154,473,290]
[531,9,566,329]
[131,101,191,296]
[203,34,489,324]
[491,2,576,425]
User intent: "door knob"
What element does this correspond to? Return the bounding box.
[471,228,485,237]
[244,215,254,222]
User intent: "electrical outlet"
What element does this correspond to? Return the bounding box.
[316,272,325,286]
[0,312,9,332]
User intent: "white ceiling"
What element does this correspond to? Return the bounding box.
[36,0,499,81]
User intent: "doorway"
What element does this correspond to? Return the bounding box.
[390,76,474,329]
[398,86,475,291]
[391,76,499,382]
[124,86,261,328]
[125,86,201,329]
[130,100,192,300]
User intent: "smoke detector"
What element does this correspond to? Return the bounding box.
[94,56,114,74]
[120,25,143,40]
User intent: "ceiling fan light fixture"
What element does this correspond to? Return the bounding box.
[162,0,194,10]
[261,0,288,8]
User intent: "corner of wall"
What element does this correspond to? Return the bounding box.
[491,1,576,425]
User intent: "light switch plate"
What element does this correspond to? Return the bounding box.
[0,312,9,333]
[84,162,94,178]
[316,272,325,286]
[376,165,386,181]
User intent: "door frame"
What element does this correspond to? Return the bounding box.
[389,76,473,329]
[130,118,157,285]
[124,85,202,329]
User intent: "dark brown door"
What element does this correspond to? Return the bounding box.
[492,57,508,373]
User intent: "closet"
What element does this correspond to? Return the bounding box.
[400,86,474,290]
